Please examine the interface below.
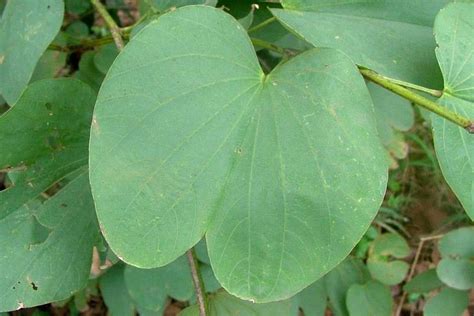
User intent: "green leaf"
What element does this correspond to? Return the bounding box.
[140,0,217,14]
[324,258,370,316]
[124,256,193,311]
[65,0,91,15]
[432,3,474,219]
[404,269,444,294]
[424,287,469,316]
[201,264,222,293]
[30,34,67,82]
[0,0,64,105]
[100,264,136,316]
[296,279,327,316]
[436,227,474,290]
[367,260,408,286]
[272,1,448,87]
[180,290,298,316]
[367,233,409,285]
[89,6,387,302]
[75,51,106,92]
[368,83,414,143]
[346,281,392,316]
[0,79,98,312]
[94,44,119,75]
[371,233,410,258]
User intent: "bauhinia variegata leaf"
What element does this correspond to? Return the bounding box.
[0,0,63,105]
[432,3,474,219]
[0,79,99,311]
[89,6,387,302]
[272,0,452,87]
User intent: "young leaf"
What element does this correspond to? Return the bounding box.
[432,3,474,220]
[296,279,327,316]
[424,287,469,316]
[124,256,193,312]
[436,227,474,290]
[89,6,387,302]
[324,258,371,316]
[179,290,297,316]
[0,0,64,105]
[272,0,448,87]
[404,269,444,294]
[346,281,392,316]
[0,79,98,312]
[100,264,136,316]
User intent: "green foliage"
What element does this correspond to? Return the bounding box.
[436,227,474,290]
[0,0,64,105]
[404,269,444,294]
[1,0,473,314]
[273,0,446,87]
[180,289,297,316]
[367,233,410,285]
[89,5,387,302]
[424,287,470,316]
[0,79,99,311]
[346,280,392,316]
[432,3,474,219]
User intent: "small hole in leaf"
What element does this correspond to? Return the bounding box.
[31,282,38,291]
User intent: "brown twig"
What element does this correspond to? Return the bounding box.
[395,234,445,316]
[186,248,207,316]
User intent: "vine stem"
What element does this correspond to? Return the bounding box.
[395,234,444,316]
[186,249,208,316]
[90,0,124,50]
[248,16,276,34]
[250,38,286,55]
[360,68,474,133]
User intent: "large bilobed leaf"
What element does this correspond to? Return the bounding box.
[0,79,99,312]
[89,6,387,302]
[0,0,63,105]
[432,3,474,219]
[436,227,474,290]
[272,1,448,87]
[345,281,392,316]
[180,290,298,316]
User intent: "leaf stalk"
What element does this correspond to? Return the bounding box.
[360,68,473,133]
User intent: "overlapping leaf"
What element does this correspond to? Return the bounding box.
[432,3,474,219]
[180,290,297,316]
[0,79,98,311]
[272,0,451,87]
[0,0,63,105]
[89,6,387,302]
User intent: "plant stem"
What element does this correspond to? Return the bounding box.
[360,68,474,133]
[248,16,276,34]
[371,74,443,97]
[250,38,286,55]
[395,233,444,316]
[186,249,207,316]
[90,0,124,50]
